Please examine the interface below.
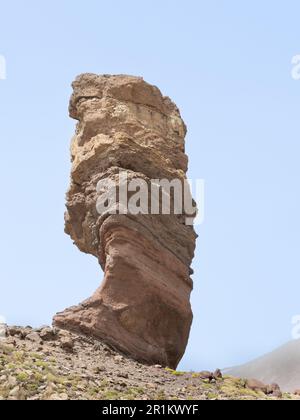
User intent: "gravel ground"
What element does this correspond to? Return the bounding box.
[0,326,298,400]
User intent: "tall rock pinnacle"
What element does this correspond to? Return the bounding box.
[53,74,197,369]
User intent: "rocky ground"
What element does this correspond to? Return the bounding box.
[0,326,299,401]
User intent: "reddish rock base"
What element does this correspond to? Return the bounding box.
[54,216,193,368]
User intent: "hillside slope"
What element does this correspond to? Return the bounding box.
[0,326,298,400]
[226,340,300,392]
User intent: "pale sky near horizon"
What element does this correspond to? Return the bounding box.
[0,0,300,371]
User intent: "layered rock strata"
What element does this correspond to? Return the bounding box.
[53,74,197,369]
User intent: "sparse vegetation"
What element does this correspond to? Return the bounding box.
[165,368,185,376]
[0,326,299,400]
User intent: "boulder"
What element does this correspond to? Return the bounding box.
[246,378,268,394]
[213,369,223,380]
[26,332,42,344]
[266,383,282,397]
[40,327,57,341]
[199,371,214,381]
[60,336,74,352]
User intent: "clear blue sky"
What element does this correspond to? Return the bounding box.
[0,0,300,371]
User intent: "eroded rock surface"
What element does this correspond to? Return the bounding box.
[53,74,197,369]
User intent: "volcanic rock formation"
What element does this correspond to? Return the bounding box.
[53,74,197,369]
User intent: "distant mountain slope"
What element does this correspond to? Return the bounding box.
[225,340,300,392]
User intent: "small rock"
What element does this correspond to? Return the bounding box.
[40,327,56,341]
[49,393,62,400]
[9,386,25,400]
[44,383,57,395]
[7,375,18,387]
[199,371,214,381]
[114,355,124,363]
[76,383,86,391]
[5,337,17,346]
[213,369,223,379]
[93,343,102,351]
[246,378,268,394]
[8,326,21,337]
[35,325,50,332]
[60,337,74,352]
[26,332,42,344]
[58,393,69,400]
[154,364,162,369]
[265,383,282,398]
[79,364,87,370]
[272,390,283,398]
[93,366,106,374]
[20,331,27,340]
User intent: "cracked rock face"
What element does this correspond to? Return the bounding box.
[53,74,197,369]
